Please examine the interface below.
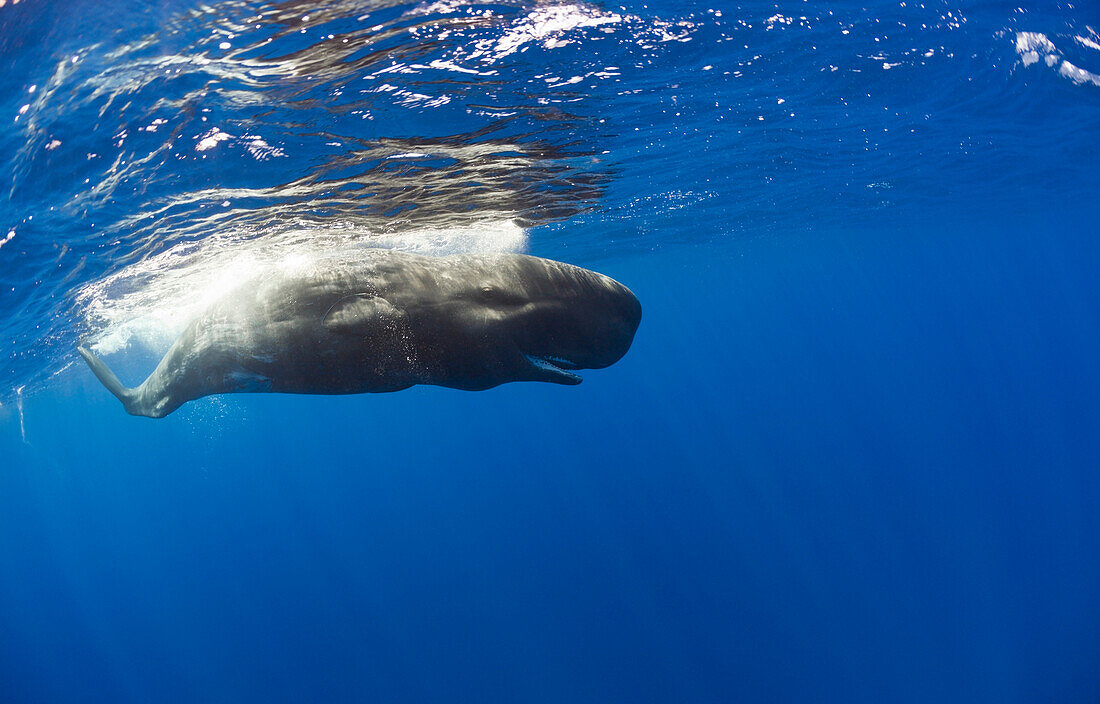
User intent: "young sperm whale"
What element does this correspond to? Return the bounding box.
[78,250,641,418]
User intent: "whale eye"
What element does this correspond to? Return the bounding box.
[478,284,524,306]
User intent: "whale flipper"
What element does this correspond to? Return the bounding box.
[78,346,139,415]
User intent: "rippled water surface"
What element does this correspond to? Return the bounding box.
[2,1,1100,702]
[4,0,1095,394]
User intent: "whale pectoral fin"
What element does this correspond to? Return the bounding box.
[322,294,404,335]
[524,354,583,385]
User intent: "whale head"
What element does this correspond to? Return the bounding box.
[504,256,641,384]
[406,254,641,387]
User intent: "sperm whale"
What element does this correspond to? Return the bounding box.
[79,250,641,417]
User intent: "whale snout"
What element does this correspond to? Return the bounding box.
[509,268,641,377]
[605,282,642,362]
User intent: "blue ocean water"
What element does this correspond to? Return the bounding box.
[2,0,1100,701]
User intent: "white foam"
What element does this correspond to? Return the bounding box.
[370,220,526,255]
[1059,60,1100,87]
[1015,31,1100,87]
[196,128,232,152]
[16,386,26,444]
[469,5,624,62]
[1077,35,1100,52]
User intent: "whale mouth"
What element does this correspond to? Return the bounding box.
[524,354,583,384]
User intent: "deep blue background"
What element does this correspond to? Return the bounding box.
[3,1,1100,702]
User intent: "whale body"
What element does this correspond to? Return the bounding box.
[78,251,641,418]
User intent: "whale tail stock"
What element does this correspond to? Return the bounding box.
[77,346,142,416]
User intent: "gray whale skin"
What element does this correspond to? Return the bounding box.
[78,251,641,418]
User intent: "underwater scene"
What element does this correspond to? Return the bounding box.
[2,0,1099,701]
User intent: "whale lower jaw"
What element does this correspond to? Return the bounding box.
[524,354,583,385]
